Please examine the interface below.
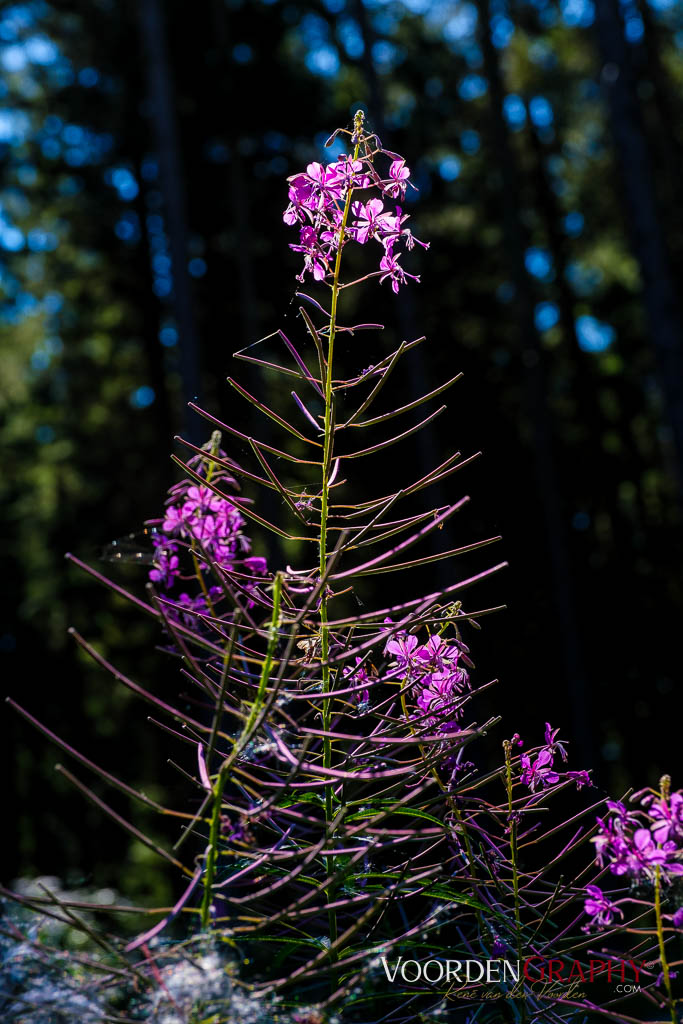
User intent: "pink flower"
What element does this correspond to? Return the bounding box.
[283,137,426,293]
[520,748,560,792]
[331,156,370,189]
[543,722,568,762]
[385,158,411,198]
[385,631,419,668]
[342,656,374,707]
[351,198,385,244]
[584,885,623,929]
[567,770,592,790]
[645,791,683,844]
[632,829,683,875]
[283,175,316,224]
[243,556,267,575]
[305,161,345,208]
[416,634,461,670]
[416,672,465,722]
[162,504,185,534]
[149,540,179,588]
[379,245,420,294]
[290,225,328,282]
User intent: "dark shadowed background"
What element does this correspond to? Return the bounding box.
[2,0,682,901]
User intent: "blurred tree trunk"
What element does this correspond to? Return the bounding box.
[477,0,592,759]
[201,1,278,565]
[132,174,175,456]
[594,0,683,490]
[137,0,203,443]
[631,0,683,260]
[207,0,260,357]
[351,0,385,140]
[352,0,451,577]
[525,119,603,454]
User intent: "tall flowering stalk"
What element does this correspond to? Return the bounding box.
[292,110,431,956]
[7,113,682,1024]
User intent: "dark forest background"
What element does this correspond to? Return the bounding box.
[3,0,683,903]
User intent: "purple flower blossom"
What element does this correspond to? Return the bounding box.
[632,829,666,869]
[290,225,329,282]
[332,155,370,189]
[544,722,568,762]
[385,628,471,731]
[379,245,420,294]
[162,504,185,535]
[243,556,267,576]
[416,672,467,732]
[384,631,419,669]
[283,174,316,225]
[342,657,375,707]
[517,725,589,794]
[583,885,623,929]
[520,749,561,791]
[318,207,344,249]
[375,205,429,254]
[306,161,345,202]
[606,799,633,825]
[567,770,592,790]
[632,829,683,876]
[593,812,683,880]
[170,587,222,629]
[149,538,179,589]
[592,817,627,870]
[283,134,425,292]
[416,634,462,672]
[402,226,430,251]
[351,198,385,245]
[156,482,248,579]
[416,671,460,712]
[672,907,683,928]
[644,790,683,845]
[385,158,411,199]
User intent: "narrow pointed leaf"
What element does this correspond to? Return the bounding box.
[227,377,321,445]
[187,404,322,465]
[342,341,406,428]
[350,372,463,428]
[279,329,324,397]
[340,405,446,459]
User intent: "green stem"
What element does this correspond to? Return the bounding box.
[190,432,223,617]
[200,572,282,929]
[399,682,488,943]
[654,865,676,1024]
[654,774,676,1024]
[504,740,526,1021]
[319,111,364,959]
[199,763,228,929]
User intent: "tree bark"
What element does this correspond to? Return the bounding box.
[136,0,203,443]
[593,0,683,490]
[478,0,593,760]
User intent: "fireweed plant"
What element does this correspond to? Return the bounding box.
[6,113,683,1024]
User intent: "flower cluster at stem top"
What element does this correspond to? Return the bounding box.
[383,630,472,732]
[583,788,683,931]
[146,450,267,621]
[283,146,428,292]
[517,722,591,793]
